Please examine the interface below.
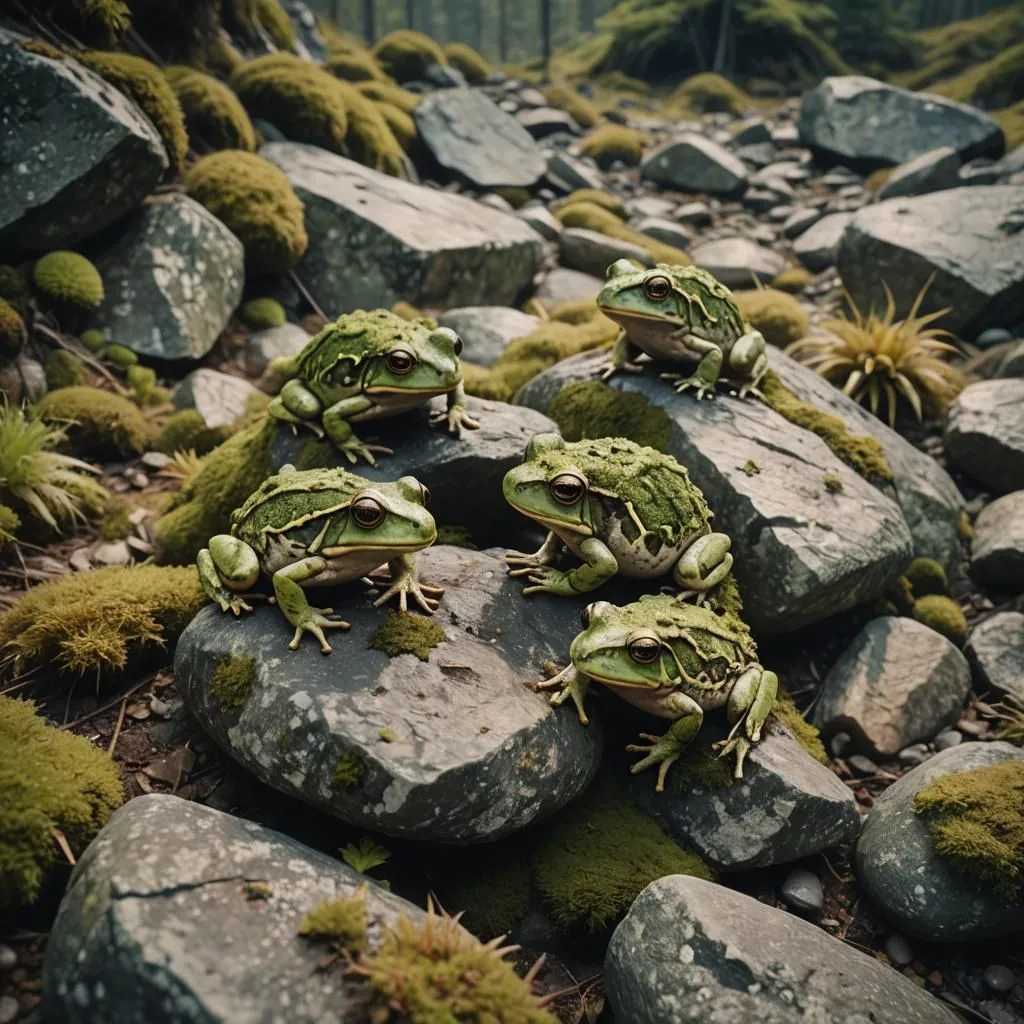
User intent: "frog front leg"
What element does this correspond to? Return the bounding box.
[506,530,561,575]
[271,556,351,654]
[598,330,645,380]
[429,383,481,437]
[269,380,325,437]
[661,334,723,400]
[673,532,734,602]
[368,553,445,614]
[197,536,260,615]
[519,536,618,597]
[530,663,591,725]
[713,665,778,778]
[322,395,393,467]
[626,691,704,792]
[727,330,768,399]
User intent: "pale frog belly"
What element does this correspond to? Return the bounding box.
[353,389,449,422]
[627,320,739,363]
[259,534,390,584]
[561,520,688,579]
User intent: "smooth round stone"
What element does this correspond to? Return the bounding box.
[983,965,1017,993]
[781,868,824,914]
[899,743,931,767]
[976,327,1014,349]
[885,934,915,966]
[933,730,963,751]
[0,946,14,972]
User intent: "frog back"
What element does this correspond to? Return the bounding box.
[673,266,748,342]
[297,310,421,385]
[659,603,759,680]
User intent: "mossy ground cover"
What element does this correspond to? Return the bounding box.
[209,654,256,711]
[37,386,152,460]
[368,612,445,662]
[548,379,672,452]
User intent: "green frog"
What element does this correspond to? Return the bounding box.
[197,465,442,654]
[596,260,769,399]
[267,309,479,466]
[534,595,778,789]
[503,434,733,600]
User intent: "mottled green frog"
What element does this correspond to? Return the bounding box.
[197,465,442,653]
[535,595,778,788]
[503,434,732,599]
[597,260,769,399]
[267,309,479,466]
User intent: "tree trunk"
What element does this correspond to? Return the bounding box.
[539,0,552,79]
[406,0,415,28]
[363,0,375,43]
[498,0,508,60]
[712,0,731,73]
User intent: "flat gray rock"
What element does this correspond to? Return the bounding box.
[546,150,604,192]
[798,75,1004,171]
[261,142,543,312]
[731,117,773,147]
[517,350,914,634]
[605,875,962,1024]
[533,266,603,308]
[42,795,424,1024]
[836,186,1024,337]
[559,227,651,277]
[814,617,971,757]
[89,194,243,361]
[0,29,167,252]
[175,547,602,842]
[516,107,578,140]
[877,146,961,200]
[640,133,748,197]
[674,201,713,228]
[414,88,546,189]
[782,206,825,239]
[516,205,561,240]
[946,379,1024,493]
[437,306,539,367]
[631,216,692,251]
[172,368,261,429]
[687,236,788,288]
[965,611,1024,702]
[970,490,1024,589]
[245,323,310,377]
[856,742,1024,941]
[792,212,853,272]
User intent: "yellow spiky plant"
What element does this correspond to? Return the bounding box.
[786,281,963,427]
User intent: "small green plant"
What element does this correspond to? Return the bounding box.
[912,594,968,647]
[33,251,104,312]
[341,836,391,874]
[298,887,368,952]
[333,748,367,791]
[239,297,287,329]
[904,556,949,597]
[368,611,445,662]
[578,124,644,169]
[209,654,257,711]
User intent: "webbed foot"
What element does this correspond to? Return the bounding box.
[339,438,394,467]
[661,372,718,400]
[429,404,480,438]
[626,731,685,793]
[369,571,445,614]
[713,736,752,779]
[287,606,350,654]
[515,566,576,597]
[529,664,590,724]
[218,594,253,616]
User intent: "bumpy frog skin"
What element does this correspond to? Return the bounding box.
[197,465,442,653]
[503,434,733,599]
[267,309,479,466]
[534,595,778,789]
[596,260,769,399]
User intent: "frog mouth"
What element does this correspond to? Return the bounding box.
[365,384,456,396]
[504,500,592,536]
[577,668,659,689]
[320,539,434,556]
[597,305,684,326]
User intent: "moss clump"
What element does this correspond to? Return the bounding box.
[912,594,968,647]
[127,364,169,407]
[30,0,130,42]
[930,39,1024,109]
[549,380,672,452]
[79,328,106,353]
[554,200,689,267]
[534,791,713,930]
[333,748,368,791]
[223,0,297,52]
[913,759,1024,901]
[993,100,1024,150]
[865,167,894,192]
[79,51,188,177]
[760,371,893,484]
[444,42,490,85]
[33,252,104,312]
[772,688,827,763]
[543,82,600,128]
[325,48,388,82]
[354,80,421,115]
[165,66,256,152]
[555,188,626,219]
[669,745,737,791]
[0,266,30,316]
[823,472,843,494]
[0,505,19,552]
[0,697,124,908]
[578,124,644,169]
[772,267,812,294]
[102,343,138,369]
[374,101,417,151]
[368,611,445,662]
[240,297,287,329]
[371,29,446,83]
[435,525,476,549]
[152,409,226,456]
[44,349,88,390]
[905,556,949,597]
[185,150,307,276]
[299,890,367,951]
[209,653,257,711]
[0,298,27,356]
[337,80,407,176]
[38,386,151,459]
[672,72,749,115]
[734,288,809,348]
[441,854,531,941]
[98,498,132,541]
[548,297,600,324]
[0,565,204,677]
[198,34,245,77]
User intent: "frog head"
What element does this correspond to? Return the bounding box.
[328,475,437,554]
[502,434,594,537]
[569,598,676,688]
[361,321,464,400]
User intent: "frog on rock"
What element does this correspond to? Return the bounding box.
[197,465,442,654]
[503,434,733,600]
[597,260,769,399]
[267,309,479,466]
[535,595,778,788]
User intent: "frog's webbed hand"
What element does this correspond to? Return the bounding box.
[506,531,561,574]
[198,537,259,616]
[598,331,644,381]
[430,384,480,438]
[272,556,350,654]
[661,333,723,400]
[520,537,617,596]
[529,663,591,725]
[713,665,777,779]
[322,395,392,466]
[627,692,703,792]
[370,554,445,614]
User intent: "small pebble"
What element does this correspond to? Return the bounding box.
[885,934,914,966]
[141,451,171,470]
[0,944,15,971]
[933,730,963,751]
[780,868,823,914]
[124,468,149,489]
[898,743,930,767]
[0,995,16,1024]
[927,970,943,987]
[830,731,852,757]
[958,718,988,736]
[848,754,879,776]
[984,965,1017,993]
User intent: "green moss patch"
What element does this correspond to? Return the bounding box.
[673,72,749,114]
[578,124,644,169]
[299,890,367,952]
[912,595,967,647]
[165,65,256,152]
[548,379,672,452]
[444,42,490,85]
[771,689,827,763]
[325,48,387,82]
[0,298,27,356]
[38,386,152,459]
[368,611,445,662]
[669,744,737,791]
[443,853,531,940]
[44,349,87,390]
[209,654,256,711]
[734,288,809,347]
[98,498,132,541]
[152,410,227,457]
[240,297,286,329]
[905,557,948,598]
[371,29,446,83]
[33,251,104,312]
[333,748,367,791]
[543,82,600,128]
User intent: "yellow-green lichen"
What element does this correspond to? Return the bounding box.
[333,749,368,791]
[578,124,644,170]
[772,688,827,763]
[374,101,417,151]
[223,0,297,52]
[336,80,407,176]
[165,66,256,152]
[912,594,968,647]
[0,298,26,356]
[554,188,626,219]
[368,612,445,662]
[823,472,843,494]
[554,200,689,267]
[98,498,132,541]
[33,252,104,312]
[371,29,446,83]
[44,349,88,390]
[771,267,812,294]
[0,266,30,316]
[152,410,227,457]
[548,379,672,452]
[543,82,600,128]
[733,288,809,348]
[904,557,949,598]
[240,297,287,329]
[127,365,170,407]
[443,42,490,85]
[209,653,257,711]
[37,386,152,459]
[298,889,367,952]
[672,72,749,115]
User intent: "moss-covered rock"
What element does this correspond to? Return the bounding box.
[44,349,88,390]
[354,79,422,115]
[33,252,104,312]
[0,505,20,552]
[0,266,30,316]
[548,379,672,451]
[554,200,689,266]
[0,298,27,356]
[554,188,626,219]
[368,611,445,662]
[543,81,600,129]
[185,150,307,276]
[443,42,490,85]
[336,79,407,176]
[223,0,297,52]
[165,65,256,152]
[127,364,170,407]
[993,99,1024,150]
[771,266,812,294]
[912,594,968,647]
[37,386,151,459]
[239,297,287,329]
[371,29,446,84]
[548,296,600,324]
[198,33,245,76]
[733,288,809,347]
[0,697,124,908]
[578,124,644,169]
[672,72,749,114]
[772,689,827,763]
[325,48,387,82]
[31,0,130,42]
[151,409,227,456]
[374,100,418,151]
[209,653,256,711]
[298,890,367,951]
[904,556,948,598]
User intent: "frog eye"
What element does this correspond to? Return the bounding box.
[420,483,431,506]
[581,603,595,629]
[452,334,463,357]
[386,348,417,375]
[643,275,672,301]
[351,495,386,528]
[549,471,586,506]
[628,635,661,664]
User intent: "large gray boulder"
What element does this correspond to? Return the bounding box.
[792,212,853,272]
[175,547,602,842]
[172,368,261,429]
[605,875,962,1024]
[640,133,748,197]
[436,306,539,367]
[89,194,244,361]
[966,611,1024,703]
[970,490,1024,589]
[686,237,788,288]
[559,227,652,277]
[517,351,914,634]
[414,88,546,189]
[856,742,1024,941]
[42,795,424,1024]
[836,186,1024,337]
[946,379,1024,493]
[0,30,168,252]
[799,76,1005,171]
[261,142,543,313]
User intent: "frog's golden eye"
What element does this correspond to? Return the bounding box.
[352,495,386,528]
[643,275,672,301]
[549,472,586,506]
[386,348,417,375]
[628,636,661,664]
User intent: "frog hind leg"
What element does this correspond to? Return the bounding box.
[322,395,392,466]
[269,380,325,437]
[197,536,260,615]
[599,330,645,380]
[673,532,734,602]
[661,334,723,400]
[727,330,769,399]
[626,692,704,792]
[506,530,561,573]
[272,556,350,654]
[714,666,778,778]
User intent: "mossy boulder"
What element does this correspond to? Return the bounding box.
[578,124,644,169]
[325,48,387,83]
[371,29,446,84]
[443,42,490,85]
[336,79,407,176]
[354,79,421,115]
[904,556,949,597]
[33,251,104,312]
[151,409,227,456]
[912,594,968,647]
[543,82,600,129]
[733,288,810,347]
[555,188,626,218]
[673,72,749,114]
[374,100,417,151]
[44,349,88,390]
[165,66,256,152]
[37,386,151,459]
[223,0,297,52]
[548,379,672,452]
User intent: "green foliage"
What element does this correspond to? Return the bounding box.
[37,386,152,459]
[904,557,948,598]
[354,80,421,115]
[0,298,27,357]
[185,150,308,276]
[0,697,124,908]
[444,42,491,85]
[0,266,30,316]
[371,29,446,83]
[554,200,689,266]
[341,836,390,874]
[223,0,297,51]
[771,266,811,294]
[33,252,104,312]
[340,81,408,176]
[240,297,287,329]
[994,100,1024,150]
[298,890,367,952]
[733,288,809,347]
[912,595,967,647]
[549,379,672,452]
[0,565,206,677]
[0,505,19,552]
[165,66,256,152]
[543,82,600,128]
[672,72,748,114]
[913,758,1024,901]
[126,365,169,407]
[578,124,644,169]
[442,853,531,940]
[209,654,256,711]
[44,350,88,390]
[772,688,827,763]
[534,790,713,930]
[930,40,1024,109]
[98,498,132,541]
[333,748,367,790]
[368,612,445,662]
